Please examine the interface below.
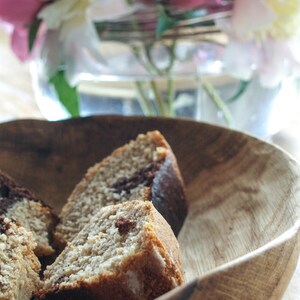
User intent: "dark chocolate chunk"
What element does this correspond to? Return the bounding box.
[111,162,162,194]
[55,275,66,286]
[115,217,136,235]
[0,219,9,234]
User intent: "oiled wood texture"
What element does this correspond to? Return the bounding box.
[0,116,299,300]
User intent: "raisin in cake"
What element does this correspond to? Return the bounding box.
[55,131,186,247]
[0,170,58,256]
[35,200,184,300]
[0,217,41,300]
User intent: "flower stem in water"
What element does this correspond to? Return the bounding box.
[167,76,175,116]
[134,81,155,116]
[150,80,167,116]
[201,78,234,127]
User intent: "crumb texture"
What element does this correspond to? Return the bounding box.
[0,170,57,257]
[55,131,168,245]
[36,201,184,300]
[0,217,41,300]
[6,199,56,256]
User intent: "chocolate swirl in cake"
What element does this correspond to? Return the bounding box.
[111,162,162,194]
[0,170,58,257]
[0,216,9,234]
[0,170,55,212]
[0,171,38,215]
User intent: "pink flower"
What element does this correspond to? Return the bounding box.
[10,27,31,61]
[0,0,43,27]
[0,0,45,61]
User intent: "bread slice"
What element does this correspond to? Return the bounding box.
[55,130,187,247]
[0,217,41,300]
[35,200,184,300]
[0,170,58,257]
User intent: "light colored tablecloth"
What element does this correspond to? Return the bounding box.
[0,28,299,299]
[0,29,43,122]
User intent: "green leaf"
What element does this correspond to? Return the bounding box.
[226,80,250,103]
[28,18,42,52]
[156,5,178,38]
[49,70,80,117]
[201,79,234,127]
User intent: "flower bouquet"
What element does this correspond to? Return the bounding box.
[0,0,300,135]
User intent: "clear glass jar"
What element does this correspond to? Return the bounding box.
[30,33,300,139]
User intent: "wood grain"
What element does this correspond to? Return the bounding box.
[0,116,299,299]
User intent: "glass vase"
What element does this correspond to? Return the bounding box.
[30,35,300,139]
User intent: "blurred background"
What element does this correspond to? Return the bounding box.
[0,25,299,162]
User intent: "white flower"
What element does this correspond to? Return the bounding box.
[87,0,141,21]
[38,0,88,31]
[39,0,140,32]
[38,0,140,85]
[223,37,300,87]
[219,0,300,87]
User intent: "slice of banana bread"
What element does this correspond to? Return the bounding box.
[0,217,41,300]
[55,131,187,247]
[35,200,184,300]
[0,170,58,257]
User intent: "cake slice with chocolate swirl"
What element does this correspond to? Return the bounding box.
[35,200,184,300]
[0,170,58,257]
[55,131,187,248]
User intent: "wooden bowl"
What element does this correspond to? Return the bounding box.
[0,116,299,299]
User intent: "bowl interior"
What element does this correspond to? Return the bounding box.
[0,116,299,293]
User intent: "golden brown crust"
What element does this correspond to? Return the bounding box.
[151,140,187,236]
[148,203,184,282]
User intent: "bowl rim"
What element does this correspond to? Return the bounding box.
[1,115,300,299]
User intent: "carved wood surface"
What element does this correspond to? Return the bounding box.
[0,116,299,299]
